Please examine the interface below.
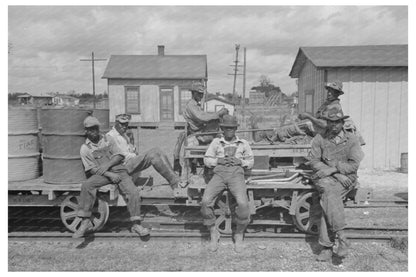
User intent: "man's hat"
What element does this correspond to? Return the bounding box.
[321,107,349,121]
[115,114,132,123]
[83,116,101,128]
[190,82,205,94]
[219,115,239,127]
[325,81,344,95]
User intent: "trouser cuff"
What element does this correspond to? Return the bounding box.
[77,210,92,218]
[318,239,335,248]
[130,216,143,222]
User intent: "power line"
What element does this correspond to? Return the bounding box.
[80,52,106,109]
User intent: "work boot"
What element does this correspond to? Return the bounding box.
[316,246,333,262]
[131,224,150,237]
[171,181,188,198]
[336,231,351,257]
[72,219,93,238]
[208,226,220,252]
[234,224,246,253]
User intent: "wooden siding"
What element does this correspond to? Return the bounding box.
[108,78,202,125]
[314,67,408,169]
[297,59,325,114]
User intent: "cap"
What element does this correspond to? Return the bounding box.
[83,116,101,128]
[115,114,132,123]
[219,114,239,127]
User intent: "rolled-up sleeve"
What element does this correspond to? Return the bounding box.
[80,145,97,172]
[240,141,254,169]
[187,102,219,123]
[336,136,364,174]
[204,139,219,168]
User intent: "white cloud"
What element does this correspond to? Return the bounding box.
[8,6,408,96]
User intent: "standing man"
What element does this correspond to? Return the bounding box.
[173,82,229,173]
[106,114,186,197]
[309,107,364,261]
[201,115,254,253]
[73,116,149,238]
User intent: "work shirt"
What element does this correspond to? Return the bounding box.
[315,99,342,119]
[204,136,254,169]
[183,99,220,133]
[106,127,137,164]
[309,129,364,181]
[80,136,111,172]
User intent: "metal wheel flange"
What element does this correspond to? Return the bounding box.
[60,195,109,233]
[214,191,236,235]
[292,190,321,235]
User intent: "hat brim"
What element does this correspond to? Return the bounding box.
[323,115,349,121]
[325,85,344,95]
[116,119,130,123]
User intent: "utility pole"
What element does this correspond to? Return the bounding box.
[242,47,247,114]
[227,44,243,104]
[80,52,106,109]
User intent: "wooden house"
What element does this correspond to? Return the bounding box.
[289,44,408,169]
[102,46,208,128]
[204,96,235,115]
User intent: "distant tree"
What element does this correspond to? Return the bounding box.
[252,75,282,98]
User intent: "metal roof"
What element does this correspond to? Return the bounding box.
[102,55,208,79]
[289,44,408,78]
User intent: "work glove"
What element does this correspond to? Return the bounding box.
[217,108,229,117]
[334,173,353,188]
[298,113,310,120]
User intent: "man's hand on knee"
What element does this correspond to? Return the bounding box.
[334,173,353,188]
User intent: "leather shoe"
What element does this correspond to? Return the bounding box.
[131,224,150,237]
[316,247,333,262]
[72,219,93,238]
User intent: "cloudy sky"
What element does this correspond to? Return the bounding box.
[8,5,408,96]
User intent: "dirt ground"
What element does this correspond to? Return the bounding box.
[8,129,409,271]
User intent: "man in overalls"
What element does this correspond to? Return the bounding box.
[73,116,149,238]
[309,107,364,261]
[201,115,254,253]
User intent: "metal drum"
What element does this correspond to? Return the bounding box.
[8,107,40,181]
[41,108,109,184]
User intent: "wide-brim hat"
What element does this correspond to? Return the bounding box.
[115,114,132,123]
[321,107,349,121]
[325,81,344,95]
[219,115,239,127]
[83,116,101,128]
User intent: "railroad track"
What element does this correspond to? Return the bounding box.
[9,206,407,243]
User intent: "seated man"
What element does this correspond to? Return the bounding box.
[73,116,149,238]
[309,107,364,261]
[106,114,186,196]
[201,115,254,253]
[173,82,228,174]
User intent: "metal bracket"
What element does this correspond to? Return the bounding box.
[288,190,299,216]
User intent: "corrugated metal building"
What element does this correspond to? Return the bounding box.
[102,45,207,128]
[289,45,408,169]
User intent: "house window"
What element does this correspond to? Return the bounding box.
[125,87,140,114]
[179,88,192,114]
[215,105,225,112]
[305,89,314,114]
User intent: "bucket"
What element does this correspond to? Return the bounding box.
[400,152,408,173]
[8,107,40,181]
[41,108,109,184]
